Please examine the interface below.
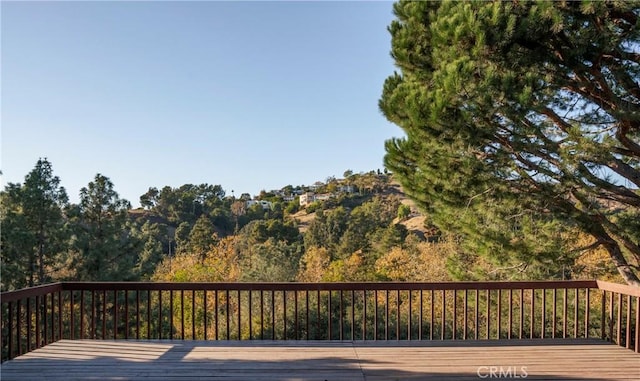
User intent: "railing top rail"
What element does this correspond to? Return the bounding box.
[0,282,63,303]
[597,280,640,297]
[6,280,637,302]
[56,280,599,292]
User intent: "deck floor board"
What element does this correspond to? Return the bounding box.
[1,339,638,380]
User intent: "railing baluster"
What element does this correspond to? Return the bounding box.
[609,291,614,342]
[146,290,151,340]
[635,296,639,353]
[283,290,287,340]
[316,289,321,340]
[225,289,231,340]
[43,294,49,345]
[260,290,264,340]
[408,290,413,340]
[485,289,490,340]
[103,290,107,340]
[69,292,75,340]
[452,290,456,340]
[519,289,524,339]
[237,290,241,340]
[51,293,55,343]
[541,289,546,339]
[136,290,140,340]
[617,293,622,345]
[553,289,557,339]
[295,290,299,340]
[384,290,388,340]
[374,290,379,340]
[362,289,366,341]
[463,289,468,340]
[530,289,534,339]
[420,290,424,340]
[92,291,96,339]
[249,290,253,340]
[601,290,606,340]
[584,288,589,339]
[157,290,162,340]
[113,290,117,340]
[625,294,631,349]
[474,289,478,340]
[574,289,579,338]
[339,290,343,340]
[397,289,401,340]
[563,288,568,338]
[508,289,512,340]
[271,290,275,340]
[215,290,219,341]
[8,302,14,359]
[27,297,32,351]
[124,290,128,340]
[192,290,196,340]
[496,289,501,340]
[441,289,446,340]
[306,290,310,341]
[78,291,84,340]
[204,290,208,340]
[180,290,185,340]
[170,290,174,340]
[35,295,41,349]
[351,290,355,341]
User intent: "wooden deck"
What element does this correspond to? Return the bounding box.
[1,339,638,380]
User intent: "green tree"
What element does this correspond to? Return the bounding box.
[71,174,133,280]
[304,207,348,253]
[380,1,640,284]
[0,159,69,289]
[130,221,166,279]
[188,214,218,263]
[397,204,411,221]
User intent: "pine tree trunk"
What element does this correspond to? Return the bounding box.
[601,236,640,287]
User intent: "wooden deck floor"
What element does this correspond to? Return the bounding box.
[1,339,638,380]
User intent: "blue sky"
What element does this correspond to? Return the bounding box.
[1,0,399,207]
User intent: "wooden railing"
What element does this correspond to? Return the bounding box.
[1,280,638,361]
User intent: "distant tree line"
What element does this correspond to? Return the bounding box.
[1,158,619,291]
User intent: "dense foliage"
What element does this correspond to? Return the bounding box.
[1,158,620,291]
[380,1,640,284]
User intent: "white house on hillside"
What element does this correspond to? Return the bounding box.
[246,200,273,210]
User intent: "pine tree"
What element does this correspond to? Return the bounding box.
[71,174,133,280]
[0,159,69,289]
[380,1,640,284]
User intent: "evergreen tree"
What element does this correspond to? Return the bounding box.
[71,174,133,280]
[0,159,69,289]
[380,1,640,284]
[188,214,218,263]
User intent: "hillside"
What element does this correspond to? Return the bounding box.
[291,180,430,239]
